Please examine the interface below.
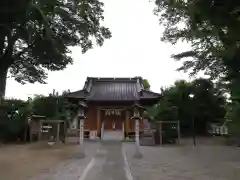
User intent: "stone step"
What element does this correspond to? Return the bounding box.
[140,137,155,146]
[102,131,123,141]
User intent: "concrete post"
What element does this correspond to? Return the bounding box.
[79,118,84,145]
[101,121,104,140]
[133,118,142,159]
[122,121,125,140]
[77,117,85,158]
[135,119,139,146]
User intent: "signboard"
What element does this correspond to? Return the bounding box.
[104,109,122,116]
[40,125,52,133]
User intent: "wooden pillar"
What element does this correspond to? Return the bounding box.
[97,107,101,135]
[159,122,163,146]
[38,121,42,141]
[64,121,67,143]
[77,119,80,144]
[125,110,129,135]
[177,120,181,144]
[56,123,60,142]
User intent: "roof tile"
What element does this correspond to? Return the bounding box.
[67,77,160,101]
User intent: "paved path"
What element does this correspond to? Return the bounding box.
[124,143,240,180]
[81,141,131,180]
[30,139,240,180]
[31,141,131,180]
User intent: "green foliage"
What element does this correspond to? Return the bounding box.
[154,0,240,134]
[143,79,151,90]
[147,78,226,135]
[31,89,73,120]
[0,89,78,142]
[0,0,111,98]
[0,99,29,141]
[154,0,240,81]
[225,102,240,135]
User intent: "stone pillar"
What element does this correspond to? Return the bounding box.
[135,119,140,146]
[79,118,84,145]
[76,101,87,158]
[131,104,143,159]
[101,121,104,140]
[122,121,125,140]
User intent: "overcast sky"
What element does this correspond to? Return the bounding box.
[6,0,192,100]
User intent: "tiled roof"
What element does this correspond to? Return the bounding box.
[67,77,160,101]
[141,89,161,99]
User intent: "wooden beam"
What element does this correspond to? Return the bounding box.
[97,107,101,135]
[155,121,179,123]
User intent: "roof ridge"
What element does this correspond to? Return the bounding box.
[87,77,142,80]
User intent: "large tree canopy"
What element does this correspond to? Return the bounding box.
[0,0,111,101]
[154,0,240,130]
[154,0,240,84]
[147,78,226,135]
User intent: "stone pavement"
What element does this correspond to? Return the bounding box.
[30,140,240,180]
[124,143,240,180]
[31,141,132,180]
[30,141,99,180]
[80,141,131,180]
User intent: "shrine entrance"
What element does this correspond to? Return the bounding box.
[66,77,161,140]
[101,108,124,140]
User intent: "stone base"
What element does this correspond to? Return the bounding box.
[75,146,86,159]
[133,145,143,159]
[140,137,155,146]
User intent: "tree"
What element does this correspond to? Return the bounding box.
[0,90,76,142]
[154,0,240,134]
[147,78,226,135]
[0,0,111,102]
[143,79,151,90]
[0,99,28,142]
[154,0,240,99]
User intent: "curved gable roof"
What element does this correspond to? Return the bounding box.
[67,77,160,102]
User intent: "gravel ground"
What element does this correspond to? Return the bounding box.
[31,141,131,180]
[123,142,240,180]
[30,141,99,180]
[0,141,99,180]
[2,138,240,180]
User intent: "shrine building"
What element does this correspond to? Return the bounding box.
[66,77,160,140]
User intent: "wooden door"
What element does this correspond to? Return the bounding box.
[104,116,122,131]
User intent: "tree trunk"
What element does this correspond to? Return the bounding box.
[0,27,8,104]
[0,66,7,104]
